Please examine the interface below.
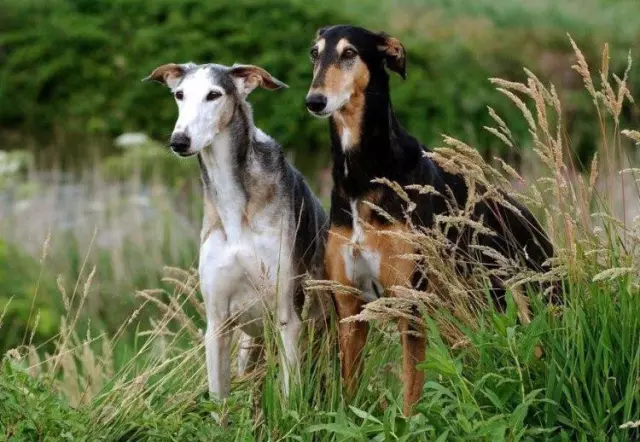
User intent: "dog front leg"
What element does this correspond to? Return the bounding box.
[276,273,301,397]
[398,317,426,416]
[237,331,263,376]
[278,310,301,397]
[205,319,231,400]
[334,293,368,398]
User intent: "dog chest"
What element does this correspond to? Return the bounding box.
[326,199,416,302]
[199,227,294,336]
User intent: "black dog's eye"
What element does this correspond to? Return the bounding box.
[206,91,222,101]
[174,91,184,100]
[309,47,319,61]
[342,48,357,59]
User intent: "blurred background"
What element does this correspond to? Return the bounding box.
[0,0,638,353]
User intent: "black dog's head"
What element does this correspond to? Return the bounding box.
[305,25,406,117]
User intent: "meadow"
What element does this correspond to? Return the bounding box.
[1,0,640,440]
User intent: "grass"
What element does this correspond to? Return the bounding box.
[1,37,640,442]
[0,149,203,353]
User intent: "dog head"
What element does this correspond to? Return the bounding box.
[145,63,287,157]
[305,25,406,118]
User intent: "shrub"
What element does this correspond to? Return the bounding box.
[1,0,638,173]
[0,361,88,439]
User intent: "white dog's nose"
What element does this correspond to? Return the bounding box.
[169,132,191,154]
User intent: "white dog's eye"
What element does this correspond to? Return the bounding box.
[206,91,222,101]
[174,91,184,100]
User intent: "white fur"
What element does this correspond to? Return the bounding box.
[341,200,382,302]
[323,91,351,118]
[341,128,352,151]
[255,128,273,143]
[333,112,354,152]
[198,126,301,404]
[172,69,227,154]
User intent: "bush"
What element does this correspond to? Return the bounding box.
[0,0,638,172]
[0,361,88,439]
[0,0,340,174]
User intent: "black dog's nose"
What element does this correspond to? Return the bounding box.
[305,94,327,113]
[169,132,191,153]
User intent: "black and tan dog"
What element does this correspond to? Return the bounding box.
[305,25,555,414]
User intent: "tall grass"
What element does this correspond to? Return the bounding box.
[0,156,202,351]
[2,39,640,441]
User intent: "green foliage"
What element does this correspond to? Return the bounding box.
[0,360,88,440]
[2,0,638,171]
[2,279,638,441]
[0,239,59,354]
[0,150,33,190]
[0,0,337,173]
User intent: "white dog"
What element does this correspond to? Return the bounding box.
[145,62,328,401]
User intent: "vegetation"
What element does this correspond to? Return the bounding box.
[1,0,639,172]
[1,30,639,440]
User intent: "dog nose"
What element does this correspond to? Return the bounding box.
[305,94,327,113]
[169,132,191,153]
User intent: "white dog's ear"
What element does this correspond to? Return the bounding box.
[229,64,288,96]
[143,63,195,89]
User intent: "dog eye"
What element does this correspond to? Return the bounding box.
[342,48,357,59]
[309,47,319,61]
[206,91,222,101]
[174,91,184,100]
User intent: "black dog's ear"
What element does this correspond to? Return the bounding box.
[315,26,331,39]
[377,32,407,79]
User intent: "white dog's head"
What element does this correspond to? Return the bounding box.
[145,63,287,156]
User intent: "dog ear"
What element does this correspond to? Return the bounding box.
[315,26,331,39]
[143,63,191,89]
[377,33,407,79]
[229,64,288,96]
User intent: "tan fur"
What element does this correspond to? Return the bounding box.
[215,98,236,133]
[325,226,369,396]
[333,59,369,150]
[336,38,349,54]
[310,37,370,150]
[378,36,404,61]
[201,192,222,243]
[243,182,276,226]
[322,65,345,97]
[355,191,415,289]
[147,63,185,85]
[377,34,406,77]
[398,318,426,415]
[231,65,285,91]
[325,200,424,414]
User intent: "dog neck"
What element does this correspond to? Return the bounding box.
[198,101,253,242]
[329,73,414,199]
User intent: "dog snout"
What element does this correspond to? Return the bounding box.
[305,94,328,114]
[169,132,191,153]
